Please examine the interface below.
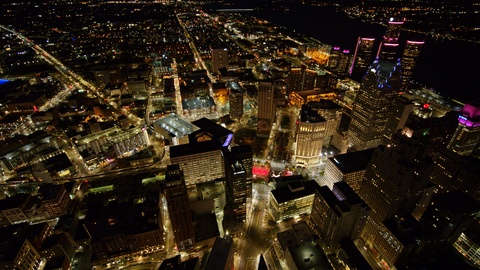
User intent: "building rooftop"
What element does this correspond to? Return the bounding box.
[286,241,332,270]
[318,181,369,217]
[384,216,424,246]
[308,100,343,110]
[0,223,46,262]
[226,81,244,93]
[0,193,29,210]
[431,189,480,218]
[190,117,233,146]
[328,148,375,174]
[195,213,220,242]
[154,113,197,138]
[159,254,199,270]
[170,139,222,159]
[271,180,316,204]
[204,237,233,270]
[80,199,160,242]
[338,238,373,270]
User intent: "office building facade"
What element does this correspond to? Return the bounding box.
[429,148,480,201]
[309,181,370,255]
[294,104,327,166]
[347,60,402,151]
[447,101,480,156]
[223,148,249,224]
[308,100,343,147]
[227,82,244,121]
[351,37,375,77]
[287,65,317,95]
[383,94,415,144]
[257,80,278,137]
[420,190,480,256]
[377,17,404,62]
[401,40,424,89]
[169,140,225,187]
[269,180,316,222]
[358,131,432,267]
[164,164,195,251]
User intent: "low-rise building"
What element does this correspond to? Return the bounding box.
[269,180,316,222]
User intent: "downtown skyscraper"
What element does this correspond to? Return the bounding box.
[400,40,425,89]
[164,164,195,251]
[358,130,433,267]
[257,80,283,137]
[351,37,375,77]
[377,17,404,62]
[347,59,402,151]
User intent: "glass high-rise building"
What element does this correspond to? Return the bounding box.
[447,101,480,156]
[351,37,375,77]
[347,60,402,151]
[377,17,404,62]
[401,40,424,90]
[223,144,253,224]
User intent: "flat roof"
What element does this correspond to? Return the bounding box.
[154,113,197,138]
[329,148,375,174]
[204,237,233,270]
[170,139,222,158]
[287,241,333,270]
[271,180,317,204]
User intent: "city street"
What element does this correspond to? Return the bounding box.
[235,182,274,270]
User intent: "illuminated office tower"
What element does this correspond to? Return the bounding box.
[309,181,370,255]
[223,144,253,224]
[227,81,244,121]
[358,131,432,267]
[347,60,402,151]
[257,80,279,137]
[308,100,343,147]
[327,46,341,70]
[169,140,224,187]
[164,164,195,251]
[377,17,404,62]
[287,65,317,95]
[400,40,424,89]
[229,144,253,198]
[224,157,247,224]
[294,104,326,167]
[447,101,480,156]
[335,49,353,77]
[212,48,228,74]
[351,37,375,76]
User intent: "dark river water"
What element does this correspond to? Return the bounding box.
[206,3,479,104]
